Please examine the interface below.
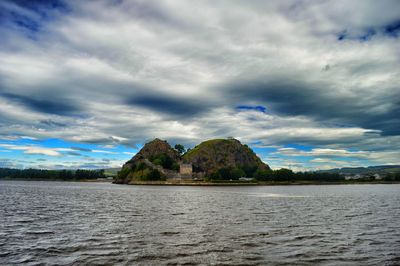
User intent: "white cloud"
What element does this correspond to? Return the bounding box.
[0,144,62,156]
[276,147,369,158]
[310,158,351,165]
[23,148,61,157]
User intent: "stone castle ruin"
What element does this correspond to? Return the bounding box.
[179,163,193,179]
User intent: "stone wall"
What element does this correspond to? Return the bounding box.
[180,163,193,176]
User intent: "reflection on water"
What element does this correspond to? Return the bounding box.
[1,181,399,265]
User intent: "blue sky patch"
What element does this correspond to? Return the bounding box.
[384,19,400,37]
[236,105,267,113]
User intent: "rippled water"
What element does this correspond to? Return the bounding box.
[1,181,399,265]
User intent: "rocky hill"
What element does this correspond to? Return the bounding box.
[183,138,270,177]
[125,138,180,166]
[114,138,270,184]
[114,138,180,184]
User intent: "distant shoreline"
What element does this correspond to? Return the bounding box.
[2,178,399,186]
[120,180,400,186]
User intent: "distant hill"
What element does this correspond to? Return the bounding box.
[318,165,400,175]
[103,168,121,177]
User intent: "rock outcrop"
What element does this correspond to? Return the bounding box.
[114,138,270,184]
[124,138,180,168]
[114,138,180,184]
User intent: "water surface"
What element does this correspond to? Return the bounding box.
[1,181,399,265]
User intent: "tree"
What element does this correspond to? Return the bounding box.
[273,168,295,181]
[150,153,175,169]
[242,165,258,177]
[230,167,245,180]
[218,167,231,180]
[254,169,273,181]
[174,144,185,155]
[118,167,131,180]
[208,167,245,181]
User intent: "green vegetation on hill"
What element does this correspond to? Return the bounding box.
[183,138,269,178]
[103,168,120,177]
[115,137,271,184]
[149,153,179,171]
[183,138,227,157]
[118,162,165,182]
[115,139,177,183]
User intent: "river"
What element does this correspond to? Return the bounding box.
[0,181,399,265]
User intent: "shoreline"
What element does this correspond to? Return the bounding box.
[1,179,399,186]
[121,180,400,186]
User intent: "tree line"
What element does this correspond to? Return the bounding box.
[382,172,400,181]
[0,168,106,180]
[253,168,344,182]
[207,167,345,182]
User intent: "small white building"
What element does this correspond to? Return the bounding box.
[345,174,363,180]
[373,173,382,180]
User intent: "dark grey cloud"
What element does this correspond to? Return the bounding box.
[70,146,91,152]
[126,94,211,117]
[224,78,400,136]
[66,151,81,156]
[40,119,67,128]
[1,92,81,116]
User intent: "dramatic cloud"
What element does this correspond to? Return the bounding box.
[0,0,399,169]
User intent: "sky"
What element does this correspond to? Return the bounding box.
[0,0,399,171]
